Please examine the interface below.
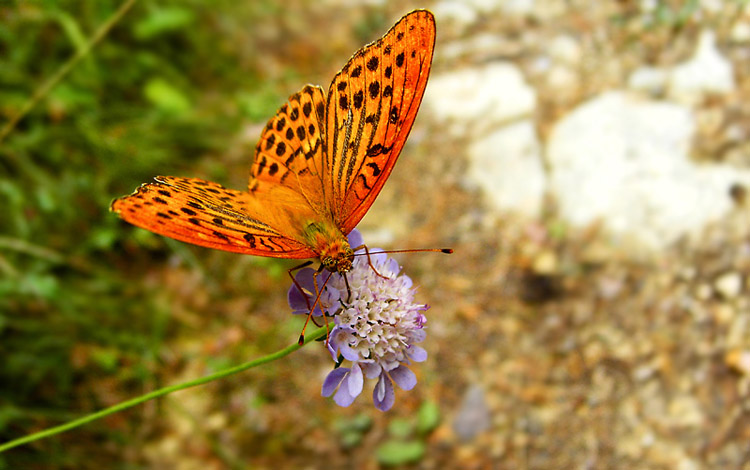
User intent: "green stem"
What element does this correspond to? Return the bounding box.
[0,0,139,144]
[0,326,328,454]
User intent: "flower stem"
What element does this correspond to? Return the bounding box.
[0,326,328,454]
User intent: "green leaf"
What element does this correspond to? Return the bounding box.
[375,440,425,466]
[143,78,192,115]
[416,400,441,434]
[133,7,195,40]
[387,417,413,439]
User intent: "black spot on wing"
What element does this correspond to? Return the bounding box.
[368,81,380,99]
[353,90,364,109]
[395,52,404,67]
[389,105,399,124]
[275,142,286,157]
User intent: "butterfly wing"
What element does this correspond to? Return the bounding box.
[250,84,328,215]
[325,10,436,233]
[111,176,317,258]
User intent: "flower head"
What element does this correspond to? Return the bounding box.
[287,229,429,411]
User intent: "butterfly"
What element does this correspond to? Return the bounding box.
[111,10,435,276]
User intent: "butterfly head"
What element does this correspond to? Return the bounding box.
[321,245,355,273]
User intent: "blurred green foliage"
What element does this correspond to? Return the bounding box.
[0,0,303,465]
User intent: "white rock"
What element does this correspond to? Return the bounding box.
[440,33,517,62]
[700,0,723,13]
[467,121,545,217]
[731,21,750,43]
[547,91,750,254]
[549,35,582,66]
[714,272,743,299]
[425,63,536,137]
[499,0,535,15]
[628,66,669,94]
[669,30,735,102]
[640,0,658,12]
[431,1,478,26]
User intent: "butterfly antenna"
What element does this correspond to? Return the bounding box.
[350,245,453,279]
[353,247,454,256]
[298,271,334,345]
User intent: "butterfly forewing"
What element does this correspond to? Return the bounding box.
[251,85,328,213]
[111,176,316,258]
[325,10,435,233]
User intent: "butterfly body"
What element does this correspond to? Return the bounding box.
[301,220,354,273]
[111,10,436,273]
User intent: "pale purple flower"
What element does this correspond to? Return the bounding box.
[287,229,429,411]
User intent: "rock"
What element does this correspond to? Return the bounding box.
[725,349,750,375]
[453,384,491,441]
[425,63,536,137]
[669,30,735,103]
[547,91,750,255]
[730,21,750,43]
[532,249,558,275]
[466,121,545,217]
[628,66,669,94]
[431,1,478,27]
[714,272,743,299]
[432,0,499,27]
[548,35,582,66]
[499,0,535,16]
[667,394,704,427]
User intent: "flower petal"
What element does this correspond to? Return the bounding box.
[347,229,364,250]
[373,372,395,411]
[321,367,349,397]
[330,327,359,361]
[407,345,428,362]
[409,329,427,343]
[287,268,315,314]
[370,251,388,267]
[361,362,382,379]
[287,287,308,315]
[334,383,357,407]
[389,365,417,391]
[347,363,364,397]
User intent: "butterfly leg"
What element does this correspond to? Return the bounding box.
[298,269,334,346]
[352,244,391,280]
[343,273,352,303]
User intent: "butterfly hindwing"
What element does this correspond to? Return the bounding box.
[111,176,316,258]
[325,10,436,233]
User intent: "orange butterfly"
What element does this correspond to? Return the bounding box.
[111,10,435,275]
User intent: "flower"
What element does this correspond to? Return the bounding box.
[287,229,429,411]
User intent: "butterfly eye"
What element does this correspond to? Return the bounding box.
[322,256,336,272]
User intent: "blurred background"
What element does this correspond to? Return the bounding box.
[2,0,750,468]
